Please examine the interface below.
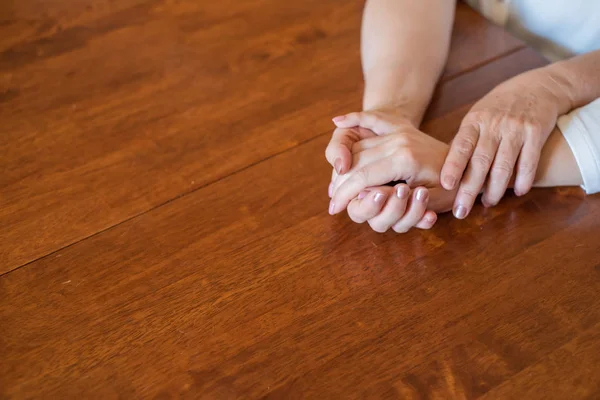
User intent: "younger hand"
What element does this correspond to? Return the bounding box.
[326,109,455,233]
[329,119,450,215]
[346,183,437,233]
[325,108,415,176]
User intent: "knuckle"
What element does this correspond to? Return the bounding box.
[459,187,479,201]
[392,224,409,234]
[465,110,488,124]
[506,116,525,132]
[369,220,388,233]
[518,161,537,176]
[471,152,493,169]
[348,208,367,224]
[398,148,418,169]
[444,160,465,174]
[524,120,543,135]
[348,213,365,224]
[492,160,514,179]
[453,137,476,157]
[352,167,370,185]
[505,130,523,147]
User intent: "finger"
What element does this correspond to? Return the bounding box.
[392,187,429,233]
[366,184,410,233]
[329,169,339,198]
[332,112,396,135]
[453,134,499,219]
[427,187,456,213]
[346,188,391,224]
[330,157,399,215]
[414,210,438,230]
[441,122,480,190]
[331,144,395,196]
[513,139,542,196]
[482,134,522,207]
[325,127,375,175]
[351,135,394,154]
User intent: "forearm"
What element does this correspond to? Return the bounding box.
[541,50,600,114]
[361,0,456,126]
[529,127,583,188]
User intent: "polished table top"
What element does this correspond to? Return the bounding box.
[1,1,599,398]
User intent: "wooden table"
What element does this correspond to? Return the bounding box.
[1,1,599,398]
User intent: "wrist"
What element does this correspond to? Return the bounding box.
[361,105,420,129]
[538,63,577,115]
[363,67,435,127]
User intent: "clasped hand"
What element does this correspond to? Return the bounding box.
[325,68,561,232]
[325,110,455,233]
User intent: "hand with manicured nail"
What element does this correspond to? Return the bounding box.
[440,68,564,219]
[326,108,426,208]
[326,109,436,233]
[325,108,415,176]
[327,110,457,232]
[326,126,377,177]
[346,184,439,233]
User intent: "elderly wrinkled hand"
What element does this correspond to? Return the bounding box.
[441,68,565,219]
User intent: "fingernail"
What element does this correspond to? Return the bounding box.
[334,158,343,175]
[332,115,345,123]
[373,192,387,204]
[416,188,428,202]
[396,185,409,199]
[328,182,333,198]
[454,205,467,219]
[328,201,336,215]
[358,190,369,200]
[443,175,456,189]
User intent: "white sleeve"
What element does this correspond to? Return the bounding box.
[557,97,600,194]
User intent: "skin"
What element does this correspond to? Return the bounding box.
[326,0,600,231]
[325,0,455,232]
[348,184,438,233]
[443,52,600,219]
[328,113,582,231]
[325,0,455,176]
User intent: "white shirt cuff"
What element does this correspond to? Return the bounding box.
[557,97,600,194]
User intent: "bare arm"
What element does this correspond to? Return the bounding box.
[528,127,583,188]
[361,0,456,126]
[545,50,600,113]
[439,51,600,218]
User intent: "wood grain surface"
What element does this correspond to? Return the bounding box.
[1,1,599,399]
[0,1,523,272]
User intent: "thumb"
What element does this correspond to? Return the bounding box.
[426,187,456,213]
[332,111,398,135]
[325,127,376,175]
